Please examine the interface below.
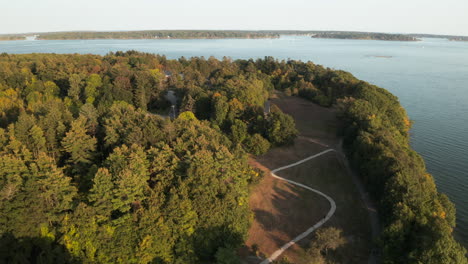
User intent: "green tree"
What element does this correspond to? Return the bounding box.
[105,144,149,214]
[134,70,156,110]
[147,144,180,192]
[215,247,241,264]
[0,88,23,127]
[230,119,247,145]
[14,112,36,147]
[0,151,77,238]
[309,227,347,255]
[61,116,96,187]
[43,81,60,98]
[59,203,102,262]
[226,98,244,121]
[84,73,102,104]
[28,125,47,157]
[37,99,71,159]
[88,168,115,221]
[211,94,229,126]
[33,153,78,222]
[181,94,196,113]
[243,133,270,155]
[103,101,164,149]
[68,74,82,102]
[164,185,198,263]
[79,103,99,135]
[266,105,298,145]
[178,111,197,121]
[62,116,96,166]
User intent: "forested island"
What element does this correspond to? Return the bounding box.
[0,34,26,41]
[408,33,468,41]
[2,30,468,42]
[448,36,468,41]
[0,52,466,263]
[0,30,280,41]
[312,32,419,41]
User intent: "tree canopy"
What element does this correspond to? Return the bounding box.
[0,52,298,263]
[0,52,464,263]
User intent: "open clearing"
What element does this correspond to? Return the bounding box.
[245,94,372,264]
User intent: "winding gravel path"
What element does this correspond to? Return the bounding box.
[260,149,337,264]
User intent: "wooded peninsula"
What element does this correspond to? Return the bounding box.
[311,32,419,41]
[448,36,468,41]
[0,52,466,263]
[0,30,280,41]
[1,30,467,42]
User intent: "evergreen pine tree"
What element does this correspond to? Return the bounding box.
[62,116,97,166]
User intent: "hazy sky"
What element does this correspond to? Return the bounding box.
[1,0,467,36]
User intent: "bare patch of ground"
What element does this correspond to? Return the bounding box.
[271,92,341,148]
[244,93,373,264]
[247,150,330,262]
[274,152,371,263]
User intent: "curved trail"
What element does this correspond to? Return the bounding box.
[260,149,337,264]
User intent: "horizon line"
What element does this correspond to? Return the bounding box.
[1,29,467,38]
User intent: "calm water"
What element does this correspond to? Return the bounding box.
[1,37,467,246]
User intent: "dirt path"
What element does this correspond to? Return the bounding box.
[298,136,380,264]
[298,137,380,264]
[249,94,378,263]
[260,149,337,264]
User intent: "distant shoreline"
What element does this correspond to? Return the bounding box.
[370,55,393,58]
[311,32,419,41]
[449,38,468,42]
[0,30,280,41]
[0,36,280,41]
[1,30,467,42]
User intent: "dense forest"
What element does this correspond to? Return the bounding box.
[0,52,297,263]
[312,32,419,41]
[0,52,466,263]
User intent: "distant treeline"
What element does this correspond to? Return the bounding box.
[34,30,280,40]
[410,33,468,41]
[0,34,26,41]
[2,30,468,42]
[312,32,419,41]
[448,36,468,41]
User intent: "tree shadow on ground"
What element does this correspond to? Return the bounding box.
[0,233,80,264]
[191,225,244,261]
[252,184,301,232]
[253,184,326,235]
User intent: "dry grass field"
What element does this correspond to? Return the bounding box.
[244,94,371,264]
